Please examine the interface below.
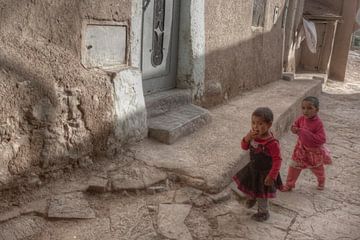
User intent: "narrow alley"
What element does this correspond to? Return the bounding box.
[1,0,360,239]
[0,50,359,239]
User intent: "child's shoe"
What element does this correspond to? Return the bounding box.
[317,182,325,190]
[245,198,257,208]
[280,185,293,192]
[251,211,270,222]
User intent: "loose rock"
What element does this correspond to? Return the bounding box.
[87,176,109,193]
[174,187,203,204]
[109,161,167,191]
[47,192,95,219]
[158,203,193,240]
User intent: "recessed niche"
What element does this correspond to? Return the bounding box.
[82,22,127,69]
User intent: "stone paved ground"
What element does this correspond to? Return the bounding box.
[1,50,359,240]
[190,51,360,239]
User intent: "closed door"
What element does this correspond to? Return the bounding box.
[301,23,326,72]
[142,0,180,95]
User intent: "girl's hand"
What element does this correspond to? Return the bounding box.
[244,129,258,142]
[291,126,299,134]
[264,175,274,186]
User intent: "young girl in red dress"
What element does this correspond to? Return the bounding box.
[232,107,283,222]
[282,96,331,191]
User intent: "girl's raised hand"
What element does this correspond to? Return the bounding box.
[244,130,258,142]
[291,126,299,134]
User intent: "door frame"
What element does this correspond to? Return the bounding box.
[131,0,206,100]
[141,0,181,95]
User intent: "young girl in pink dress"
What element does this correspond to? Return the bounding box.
[282,96,331,191]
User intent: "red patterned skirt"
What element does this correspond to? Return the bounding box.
[292,140,332,169]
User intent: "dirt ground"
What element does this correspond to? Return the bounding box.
[0,50,359,240]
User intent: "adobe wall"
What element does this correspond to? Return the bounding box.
[0,0,306,188]
[0,0,140,188]
[283,0,305,73]
[202,0,286,107]
[329,0,360,81]
[316,0,343,15]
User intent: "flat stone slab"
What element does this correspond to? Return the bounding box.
[0,216,46,240]
[148,104,211,144]
[216,210,290,239]
[87,176,109,193]
[174,187,203,204]
[289,207,360,240]
[0,208,21,223]
[20,199,47,216]
[158,204,193,240]
[109,160,167,191]
[208,200,294,240]
[49,218,112,240]
[47,192,95,219]
[132,79,322,192]
[207,188,231,203]
[110,199,158,240]
[185,210,212,240]
[273,191,317,217]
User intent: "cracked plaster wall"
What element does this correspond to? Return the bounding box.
[0,0,306,188]
[0,0,138,188]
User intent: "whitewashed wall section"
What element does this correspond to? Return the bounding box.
[177,0,205,100]
[113,69,147,143]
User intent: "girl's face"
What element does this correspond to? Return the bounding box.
[302,100,318,118]
[251,115,272,138]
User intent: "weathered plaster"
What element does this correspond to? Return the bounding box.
[107,0,146,147]
[0,118,29,186]
[130,0,143,68]
[0,0,304,189]
[329,0,360,81]
[284,0,305,72]
[177,0,206,101]
[40,87,93,168]
[0,0,125,187]
[201,0,287,107]
[113,69,147,144]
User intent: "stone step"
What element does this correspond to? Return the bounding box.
[148,104,211,144]
[145,89,192,119]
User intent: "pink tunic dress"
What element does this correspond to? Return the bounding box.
[292,115,332,169]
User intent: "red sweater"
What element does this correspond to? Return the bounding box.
[241,136,282,180]
[293,115,326,148]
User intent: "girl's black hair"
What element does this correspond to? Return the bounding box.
[252,107,274,123]
[303,96,319,109]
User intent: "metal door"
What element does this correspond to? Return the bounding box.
[142,0,180,95]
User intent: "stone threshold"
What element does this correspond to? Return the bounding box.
[145,89,211,144]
